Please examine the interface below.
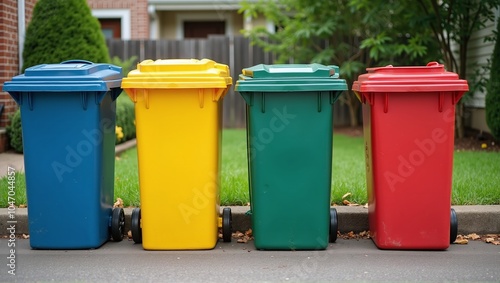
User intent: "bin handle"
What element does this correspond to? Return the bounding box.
[60,59,93,65]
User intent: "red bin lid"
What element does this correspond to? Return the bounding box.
[352,62,469,93]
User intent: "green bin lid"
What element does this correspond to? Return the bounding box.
[235,64,347,92]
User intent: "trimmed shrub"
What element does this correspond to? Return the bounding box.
[6,110,23,153]
[110,56,137,144]
[486,21,500,140]
[22,0,109,71]
[115,94,136,144]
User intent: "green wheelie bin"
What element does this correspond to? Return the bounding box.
[235,64,347,250]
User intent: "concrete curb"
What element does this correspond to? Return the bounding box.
[1,205,499,236]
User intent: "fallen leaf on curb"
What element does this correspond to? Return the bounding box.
[19,204,27,208]
[454,239,468,244]
[342,193,351,199]
[454,235,468,244]
[127,230,132,238]
[467,233,480,240]
[363,203,368,208]
[113,198,124,208]
[22,234,29,239]
[339,231,371,240]
[485,237,495,243]
[343,200,351,205]
[232,229,254,243]
[492,241,500,245]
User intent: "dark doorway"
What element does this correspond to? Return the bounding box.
[183,21,225,38]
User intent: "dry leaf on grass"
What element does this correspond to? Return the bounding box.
[19,204,27,208]
[113,198,124,208]
[342,193,352,199]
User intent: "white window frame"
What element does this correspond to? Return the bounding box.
[91,9,131,40]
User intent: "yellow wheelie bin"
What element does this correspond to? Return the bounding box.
[121,59,233,250]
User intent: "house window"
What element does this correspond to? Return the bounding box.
[99,19,122,39]
[91,9,131,40]
[183,21,226,38]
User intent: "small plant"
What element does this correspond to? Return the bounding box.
[115,94,136,144]
[6,109,23,153]
[115,126,124,142]
[110,56,138,76]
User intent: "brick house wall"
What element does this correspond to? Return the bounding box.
[0,0,37,152]
[87,0,150,39]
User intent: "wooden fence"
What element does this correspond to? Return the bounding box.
[106,36,351,128]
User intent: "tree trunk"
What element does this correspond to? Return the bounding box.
[346,92,360,127]
[348,101,359,127]
[456,103,465,139]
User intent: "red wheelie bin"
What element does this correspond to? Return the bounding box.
[352,62,468,250]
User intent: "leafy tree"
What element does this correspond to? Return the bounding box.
[240,0,438,126]
[486,20,500,140]
[22,0,109,71]
[415,0,500,138]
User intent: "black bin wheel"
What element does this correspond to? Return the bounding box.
[222,207,232,242]
[131,208,142,244]
[450,208,458,244]
[329,208,338,243]
[111,207,125,242]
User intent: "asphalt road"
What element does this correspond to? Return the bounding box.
[1,238,499,282]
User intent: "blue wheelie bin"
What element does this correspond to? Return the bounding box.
[3,60,125,249]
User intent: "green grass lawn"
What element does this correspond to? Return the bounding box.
[1,129,499,207]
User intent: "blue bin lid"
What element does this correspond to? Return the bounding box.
[2,60,122,93]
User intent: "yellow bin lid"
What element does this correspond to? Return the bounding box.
[121,59,232,89]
